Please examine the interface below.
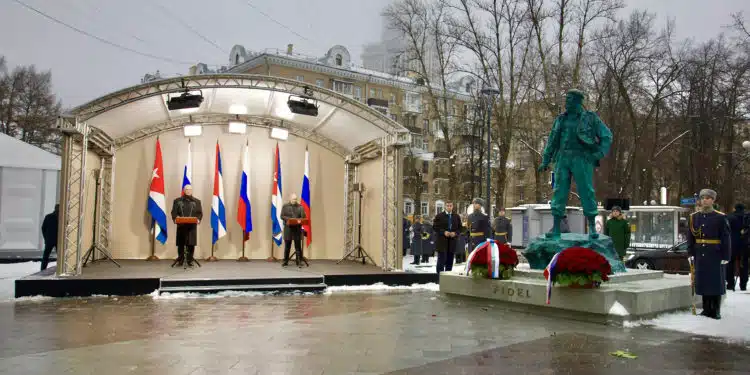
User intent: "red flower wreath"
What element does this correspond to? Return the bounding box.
[543,246,612,282]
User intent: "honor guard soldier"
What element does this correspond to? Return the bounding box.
[468,198,492,252]
[493,208,512,245]
[688,188,731,319]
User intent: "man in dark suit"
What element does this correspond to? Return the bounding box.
[40,204,59,271]
[727,203,750,291]
[171,185,203,267]
[281,193,306,267]
[433,201,463,273]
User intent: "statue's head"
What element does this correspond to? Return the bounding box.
[565,89,585,114]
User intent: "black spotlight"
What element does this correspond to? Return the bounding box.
[287,88,319,116]
[167,90,204,111]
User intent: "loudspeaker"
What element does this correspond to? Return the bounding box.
[605,198,630,211]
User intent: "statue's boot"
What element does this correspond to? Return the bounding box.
[545,216,562,238]
[587,216,599,239]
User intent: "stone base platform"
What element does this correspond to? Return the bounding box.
[439,268,699,325]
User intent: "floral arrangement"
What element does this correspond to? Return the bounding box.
[465,240,519,279]
[544,246,612,289]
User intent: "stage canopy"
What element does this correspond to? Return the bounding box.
[54,74,409,276]
[67,74,408,156]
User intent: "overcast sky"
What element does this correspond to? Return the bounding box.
[0,0,748,109]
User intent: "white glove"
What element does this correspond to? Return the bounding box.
[721,260,729,265]
[688,256,694,262]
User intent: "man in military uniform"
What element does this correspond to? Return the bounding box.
[727,203,750,291]
[688,188,731,319]
[493,208,512,245]
[468,198,491,253]
[539,89,613,238]
[171,185,203,267]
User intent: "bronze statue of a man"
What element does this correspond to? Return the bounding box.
[539,89,612,238]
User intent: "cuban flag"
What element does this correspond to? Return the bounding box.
[545,251,562,304]
[147,138,168,244]
[210,142,227,244]
[181,139,192,195]
[301,147,312,246]
[237,141,253,241]
[271,144,283,247]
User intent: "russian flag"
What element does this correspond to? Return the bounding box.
[147,138,168,244]
[237,141,253,241]
[211,142,227,244]
[301,147,312,246]
[271,144,283,247]
[181,139,192,195]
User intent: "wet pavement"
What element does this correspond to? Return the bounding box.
[1,290,749,374]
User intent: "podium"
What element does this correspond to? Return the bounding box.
[176,217,199,225]
[286,218,310,267]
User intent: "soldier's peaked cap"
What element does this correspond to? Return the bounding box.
[699,189,717,199]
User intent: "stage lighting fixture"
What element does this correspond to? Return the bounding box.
[167,91,204,111]
[183,124,202,137]
[270,127,289,141]
[228,121,247,134]
[287,94,319,117]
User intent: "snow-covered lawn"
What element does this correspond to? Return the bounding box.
[0,261,52,302]
[626,290,750,342]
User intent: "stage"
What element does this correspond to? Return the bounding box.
[14,259,438,298]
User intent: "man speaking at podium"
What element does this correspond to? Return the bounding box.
[171,184,203,267]
[281,193,306,267]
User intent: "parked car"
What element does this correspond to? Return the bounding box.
[624,241,689,274]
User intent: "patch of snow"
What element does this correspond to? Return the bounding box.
[517,263,530,270]
[608,301,630,316]
[152,290,317,299]
[324,282,440,294]
[0,261,54,302]
[625,291,750,342]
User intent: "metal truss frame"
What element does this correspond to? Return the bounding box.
[114,113,350,157]
[68,74,405,137]
[56,116,115,276]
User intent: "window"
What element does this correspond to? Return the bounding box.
[390,114,398,122]
[518,187,524,202]
[422,182,428,193]
[235,54,240,65]
[404,199,414,215]
[405,92,422,112]
[422,139,429,150]
[411,134,424,150]
[332,80,353,96]
[423,119,429,130]
[422,161,429,173]
[377,88,383,98]
[295,75,304,82]
[389,93,396,105]
[434,184,441,194]
[335,54,343,66]
[369,88,376,98]
[316,79,325,88]
[421,202,429,216]
[435,200,445,214]
[354,86,362,100]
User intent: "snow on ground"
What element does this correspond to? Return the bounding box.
[324,282,439,294]
[626,290,750,342]
[0,261,53,302]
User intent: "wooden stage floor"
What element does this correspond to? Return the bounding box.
[16,259,438,298]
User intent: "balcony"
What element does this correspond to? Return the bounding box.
[433,150,451,159]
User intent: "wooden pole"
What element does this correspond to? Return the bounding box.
[146,225,159,261]
[267,238,277,261]
[238,235,249,261]
[206,242,218,262]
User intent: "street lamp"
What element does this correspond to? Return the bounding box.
[481,87,500,215]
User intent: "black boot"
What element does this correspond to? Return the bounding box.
[712,296,722,320]
[700,296,710,316]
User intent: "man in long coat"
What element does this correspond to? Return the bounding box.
[688,188,731,319]
[40,204,59,271]
[281,193,307,267]
[727,203,749,291]
[433,201,463,273]
[171,185,203,267]
[493,208,512,245]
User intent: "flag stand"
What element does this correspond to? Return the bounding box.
[238,238,249,262]
[146,230,159,261]
[206,243,218,262]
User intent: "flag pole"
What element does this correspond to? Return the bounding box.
[238,236,249,262]
[207,243,218,262]
[147,223,159,260]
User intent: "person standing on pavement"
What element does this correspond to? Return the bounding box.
[403,214,411,257]
[433,201,463,273]
[493,208,512,245]
[280,193,306,267]
[727,203,749,291]
[687,189,731,319]
[410,215,425,265]
[40,204,59,271]
[605,206,631,260]
[468,198,491,254]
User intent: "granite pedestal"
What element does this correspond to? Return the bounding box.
[440,268,697,324]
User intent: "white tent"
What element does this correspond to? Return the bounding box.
[0,133,60,259]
